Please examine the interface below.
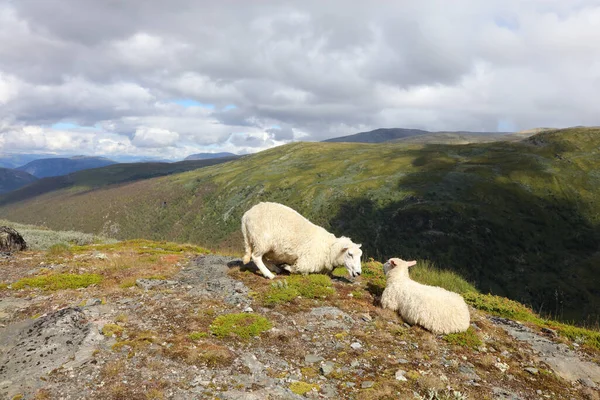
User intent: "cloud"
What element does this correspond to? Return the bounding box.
[0,0,598,159]
[132,127,179,148]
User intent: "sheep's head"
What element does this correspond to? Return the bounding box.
[383,258,416,276]
[338,238,363,278]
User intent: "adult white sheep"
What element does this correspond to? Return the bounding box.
[381,258,470,334]
[241,202,363,280]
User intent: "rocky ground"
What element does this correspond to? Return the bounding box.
[1,243,599,399]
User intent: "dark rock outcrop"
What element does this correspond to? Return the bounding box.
[0,226,27,252]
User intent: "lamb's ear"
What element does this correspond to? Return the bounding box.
[341,247,349,253]
[406,260,417,267]
[389,259,396,266]
[357,244,362,248]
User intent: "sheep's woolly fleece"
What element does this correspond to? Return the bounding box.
[381,258,470,334]
[241,202,362,279]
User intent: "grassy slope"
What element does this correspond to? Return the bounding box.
[0,127,599,322]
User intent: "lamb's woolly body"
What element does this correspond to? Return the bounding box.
[381,259,470,334]
[241,202,361,279]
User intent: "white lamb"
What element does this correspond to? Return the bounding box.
[381,258,470,334]
[241,202,363,280]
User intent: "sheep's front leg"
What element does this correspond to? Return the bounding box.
[252,253,275,279]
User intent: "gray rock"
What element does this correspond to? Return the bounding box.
[350,342,362,350]
[0,307,105,399]
[321,361,335,376]
[305,354,324,364]
[395,369,408,381]
[320,383,338,398]
[84,298,102,307]
[176,255,251,306]
[490,316,600,386]
[361,381,374,389]
[135,278,178,291]
[397,358,409,364]
[524,367,539,375]
[578,377,598,389]
[491,386,524,400]
[459,365,481,381]
[350,360,360,368]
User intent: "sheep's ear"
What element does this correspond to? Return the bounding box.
[357,244,362,248]
[389,259,396,266]
[406,260,417,267]
[341,247,349,253]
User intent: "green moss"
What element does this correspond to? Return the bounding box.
[102,324,124,338]
[210,313,272,339]
[444,327,482,348]
[0,282,8,290]
[188,331,208,340]
[289,274,334,298]
[289,381,319,395]
[11,273,103,291]
[263,284,300,306]
[551,323,600,351]
[262,274,334,306]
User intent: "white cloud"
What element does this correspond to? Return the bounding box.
[132,127,179,148]
[0,0,598,159]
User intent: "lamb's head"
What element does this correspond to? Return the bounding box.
[383,258,417,276]
[335,237,363,278]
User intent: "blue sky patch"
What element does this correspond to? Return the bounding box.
[172,98,215,109]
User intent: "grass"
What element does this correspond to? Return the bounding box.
[359,258,477,298]
[465,292,600,351]
[1,127,600,324]
[209,313,272,339]
[444,327,482,349]
[289,381,320,395]
[262,274,334,306]
[11,273,103,291]
[47,243,72,256]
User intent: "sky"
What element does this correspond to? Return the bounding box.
[0,0,599,161]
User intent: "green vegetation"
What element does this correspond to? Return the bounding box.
[1,127,599,323]
[47,243,72,256]
[289,381,320,395]
[465,292,600,350]
[410,260,477,295]
[188,331,208,340]
[262,274,334,306]
[209,313,272,339]
[463,292,541,323]
[102,324,125,338]
[444,327,482,348]
[11,273,103,291]
[0,219,116,250]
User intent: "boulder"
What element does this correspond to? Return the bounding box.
[0,226,27,252]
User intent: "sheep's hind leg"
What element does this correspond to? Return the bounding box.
[252,253,275,280]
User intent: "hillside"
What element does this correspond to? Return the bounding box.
[323,128,514,144]
[17,156,118,178]
[185,152,237,161]
[0,237,599,399]
[0,168,38,194]
[0,156,241,207]
[395,132,536,145]
[0,127,599,323]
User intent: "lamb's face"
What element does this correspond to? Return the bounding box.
[383,258,417,276]
[343,245,363,278]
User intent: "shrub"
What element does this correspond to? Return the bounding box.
[262,274,334,306]
[289,381,319,395]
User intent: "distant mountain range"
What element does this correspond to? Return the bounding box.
[17,156,118,178]
[184,152,237,161]
[0,153,63,169]
[322,127,525,144]
[0,168,38,194]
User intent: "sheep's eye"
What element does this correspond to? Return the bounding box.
[348,252,353,257]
